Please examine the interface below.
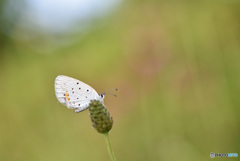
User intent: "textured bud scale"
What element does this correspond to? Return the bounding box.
[88,100,113,134]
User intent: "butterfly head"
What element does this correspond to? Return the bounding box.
[99,93,105,100]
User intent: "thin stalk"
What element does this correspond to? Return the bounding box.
[104,132,117,161]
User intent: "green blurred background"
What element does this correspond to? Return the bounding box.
[0,0,240,161]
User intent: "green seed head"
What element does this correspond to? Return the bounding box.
[88,100,113,134]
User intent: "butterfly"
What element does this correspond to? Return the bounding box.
[54,75,106,113]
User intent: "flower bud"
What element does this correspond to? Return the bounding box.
[88,100,113,134]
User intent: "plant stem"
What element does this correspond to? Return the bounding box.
[104,132,117,161]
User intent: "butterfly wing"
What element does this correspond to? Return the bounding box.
[55,75,100,112]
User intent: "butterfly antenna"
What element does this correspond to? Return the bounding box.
[105,92,117,97]
[101,88,118,97]
[104,88,118,92]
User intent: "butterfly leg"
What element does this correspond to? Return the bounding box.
[74,108,83,113]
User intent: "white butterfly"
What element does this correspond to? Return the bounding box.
[55,75,105,113]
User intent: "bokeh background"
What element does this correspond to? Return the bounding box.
[0,0,240,161]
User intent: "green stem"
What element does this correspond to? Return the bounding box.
[104,132,117,161]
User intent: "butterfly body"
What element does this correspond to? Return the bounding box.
[55,75,104,112]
